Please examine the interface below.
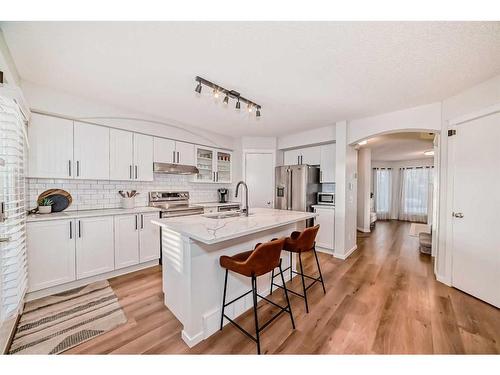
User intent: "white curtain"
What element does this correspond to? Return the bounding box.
[373,168,392,220]
[398,167,433,223]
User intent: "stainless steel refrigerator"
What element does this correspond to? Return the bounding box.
[275,165,320,221]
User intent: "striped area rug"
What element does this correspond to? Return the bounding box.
[9,280,127,354]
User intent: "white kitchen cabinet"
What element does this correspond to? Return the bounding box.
[153,137,176,164]
[114,214,140,269]
[133,133,154,181]
[153,137,196,167]
[110,129,134,180]
[27,219,76,292]
[28,113,74,179]
[195,146,232,183]
[74,121,110,180]
[283,146,320,166]
[284,148,301,166]
[314,206,335,251]
[75,216,115,279]
[139,212,160,262]
[175,141,196,166]
[301,146,321,165]
[320,143,336,183]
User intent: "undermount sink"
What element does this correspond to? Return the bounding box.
[202,211,253,219]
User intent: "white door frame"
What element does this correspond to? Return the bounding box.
[444,102,500,288]
[242,149,277,208]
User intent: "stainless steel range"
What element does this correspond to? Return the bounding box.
[148,191,203,218]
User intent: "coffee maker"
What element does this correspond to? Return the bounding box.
[217,188,228,203]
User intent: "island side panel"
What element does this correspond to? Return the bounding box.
[179,222,305,347]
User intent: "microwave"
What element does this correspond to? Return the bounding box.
[317,192,335,206]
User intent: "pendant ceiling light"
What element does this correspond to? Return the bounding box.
[194,76,261,118]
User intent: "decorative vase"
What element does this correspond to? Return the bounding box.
[38,205,52,214]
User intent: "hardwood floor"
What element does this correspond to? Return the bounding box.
[65,221,500,354]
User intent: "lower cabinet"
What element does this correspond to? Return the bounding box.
[314,206,335,251]
[139,212,161,263]
[27,211,160,293]
[114,212,160,268]
[27,219,76,292]
[75,216,115,279]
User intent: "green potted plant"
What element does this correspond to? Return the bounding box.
[37,197,53,214]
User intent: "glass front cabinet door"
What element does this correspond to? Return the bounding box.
[195,146,232,183]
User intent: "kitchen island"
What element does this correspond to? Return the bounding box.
[151,208,316,347]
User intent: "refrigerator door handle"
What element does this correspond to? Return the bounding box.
[288,168,293,210]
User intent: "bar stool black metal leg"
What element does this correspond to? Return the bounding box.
[313,246,326,294]
[278,259,295,329]
[251,275,261,354]
[220,269,228,330]
[269,267,275,295]
[289,251,293,281]
[298,252,309,313]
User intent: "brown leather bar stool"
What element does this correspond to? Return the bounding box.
[269,225,325,313]
[219,238,295,354]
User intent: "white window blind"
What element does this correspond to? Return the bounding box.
[0,95,28,324]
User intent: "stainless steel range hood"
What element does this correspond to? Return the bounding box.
[153,162,199,175]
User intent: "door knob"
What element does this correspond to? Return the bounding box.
[452,212,464,218]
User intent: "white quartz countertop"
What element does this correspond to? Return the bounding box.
[151,207,316,245]
[193,202,241,208]
[27,206,161,222]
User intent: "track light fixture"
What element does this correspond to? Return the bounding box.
[194,76,262,118]
[195,81,202,94]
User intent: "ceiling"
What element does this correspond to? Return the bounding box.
[361,132,434,161]
[2,22,500,138]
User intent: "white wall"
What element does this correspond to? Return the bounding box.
[357,148,371,233]
[348,102,442,145]
[277,124,336,150]
[371,158,434,169]
[334,121,358,259]
[22,81,236,150]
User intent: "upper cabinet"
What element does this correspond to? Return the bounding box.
[283,146,321,166]
[111,130,153,181]
[28,113,74,179]
[320,144,336,183]
[74,122,110,180]
[153,137,195,166]
[195,146,232,183]
[133,133,154,181]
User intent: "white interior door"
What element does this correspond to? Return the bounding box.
[245,152,274,208]
[450,112,500,307]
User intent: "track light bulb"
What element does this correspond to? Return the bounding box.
[236,99,241,110]
[223,94,229,105]
[195,82,202,94]
[213,89,219,98]
[256,108,261,117]
[248,104,253,113]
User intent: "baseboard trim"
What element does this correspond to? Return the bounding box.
[315,246,334,255]
[334,245,357,260]
[436,272,452,286]
[357,227,370,233]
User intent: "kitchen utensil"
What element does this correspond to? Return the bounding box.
[118,190,126,198]
[37,189,72,212]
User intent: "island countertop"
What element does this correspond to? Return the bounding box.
[151,208,316,245]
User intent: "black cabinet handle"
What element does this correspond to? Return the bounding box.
[68,160,72,177]
[135,165,138,179]
[173,150,176,163]
[129,165,132,179]
[78,220,81,238]
[69,221,72,239]
[76,160,80,177]
[135,215,138,230]
[141,214,144,229]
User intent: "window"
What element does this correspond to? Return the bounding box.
[399,167,433,223]
[373,168,392,220]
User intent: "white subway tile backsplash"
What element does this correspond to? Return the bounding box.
[26,174,232,211]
